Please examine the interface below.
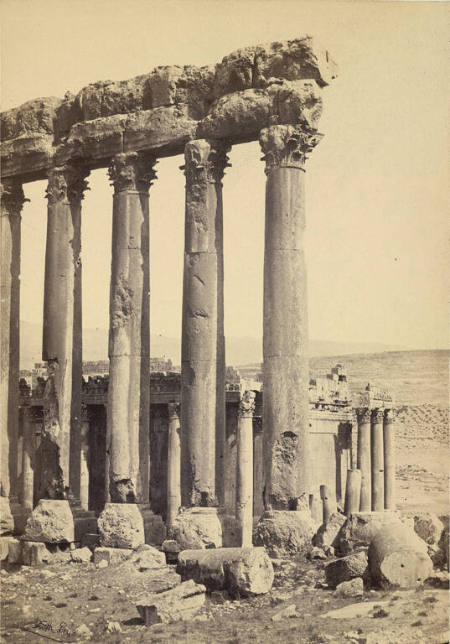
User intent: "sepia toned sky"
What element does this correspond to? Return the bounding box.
[2,0,448,351]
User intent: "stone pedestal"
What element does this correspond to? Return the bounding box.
[371,409,384,511]
[42,163,89,499]
[107,152,156,503]
[259,125,322,509]
[171,506,223,550]
[236,390,256,547]
[1,180,26,502]
[254,509,317,558]
[24,499,75,543]
[180,140,229,508]
[356,408,371,512]
[383,409,396,510]
[167,403,181,529]
[98,502,145,549]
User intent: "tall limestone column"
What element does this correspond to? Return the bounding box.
[0,180,26,504]
[106,152,156,504]
[236,389,256,547]
[371,408,384,511]
[356,407,372,511]
[383,408,396,510]
[166,403,181,529]
[42,163,89,499]
[259,125,322,510]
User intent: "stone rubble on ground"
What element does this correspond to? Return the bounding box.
[325,550,368,588]
[254,509,317,557]
[136,579,206,625]
[334,577,364,598]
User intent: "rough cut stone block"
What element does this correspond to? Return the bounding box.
[313,512,346,549]
[70,547,92,563]
[24,500,74,543]
[7,538,22,564]
[94,546,133,566]
[368,523,433,589]
[406,512,444,546]
[0,536,16,560]
[325,550,368,588]
[171,507,222,550]
[254,510,316,558]
[136,579,206,625]
[336,511,413,556]
[177,546,274,597]
[98,503,145,548]
[22,541,51,566]
[128,544,166,571]
[333,577,364,598]
[0,497,14,535]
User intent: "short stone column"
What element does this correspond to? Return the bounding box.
[344,469,361,516]
[106,152,156,504]
[319,485,332,525]
[236,390,256,547]
[167,403,181,529]
[371,408,384,511]
[1,180,26,503]
[356,407,371,511]
[42,162,89,499]
[21,407,35,511]
[259,125,322,509]
[180,139,229,509]
[80,406,90,511]
[383,408,396,510]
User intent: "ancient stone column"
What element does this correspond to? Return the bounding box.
[167,403,181,529]
[356,407,372,512]
[252,417,264,517]
[259,125,322,509]
[107,152,156,504]
[320,484,332,525]
[371,408,384,512]
[383,408,396,510]
[42,163,89,499]
[80,406,90,511]
[0,180,26,502]
[236,390,256,547]
[180,139,229,508]
[21,407,35,511]
[344,468,361,516]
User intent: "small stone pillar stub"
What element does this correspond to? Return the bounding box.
[42,162,89,499]
[356,407,371,512]
[383,408,396,510]
[180,139,230,508]
[1,180,26,502]
[236,390,256,547]
[107,151,156,505]
[260,124,322,510]
[370,408,385,512]
[344,469,362,517]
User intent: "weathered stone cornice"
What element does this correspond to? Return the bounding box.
[1,38,337,182]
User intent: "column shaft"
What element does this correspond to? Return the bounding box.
[21,407,34,511]
[0,180,25,500]
[107,152,156,504]
[42,163,89,498]
[80,408,90,510]
[181,140,229,507]
[260,125,322,509]
[236,390,255,547]
[344,468,361,516]
[167,403,181,528]
[371,408,384,511]
[383,409,396,510]
[357,408,371,511]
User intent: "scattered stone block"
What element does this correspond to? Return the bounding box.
[254,510,317,558]
[325,550,368,588]
[136,579,206,625]
[425,570,450,589]
[0,497,14,535]
[7,538,22,564]
[177,546,274,597]
[71,547,92,563]
[98,503,145,548]
[22,541,51,566]
[171,507,222,550]
[0,536,16,560]
[334,577,364,598]
[128,544,166,571]
[405,512,444,547]
[336,511,412,556]
[271,604,298,621]
[24,499,74,543]
[313,512,346,549]
[94,546,133,566]
[308,546,328,560]
[368,523,433,589]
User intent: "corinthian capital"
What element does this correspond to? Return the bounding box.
[238,390,256,418]
[168,402,180,420]
[356,407,371,425]
[1,179,27,215]
[46,162,90,205]
[259,124,323,174]
[183,139,230,185]
[108,152,157,194]
[371,408,385,424]
[384,408,395,423]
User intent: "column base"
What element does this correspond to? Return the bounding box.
[137,504,166,546]
[23,499,75,544]
[69,498,98,542]
[253,509,318,558]
[171,507,223,550]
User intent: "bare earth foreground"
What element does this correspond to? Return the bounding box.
[1,403,448,644]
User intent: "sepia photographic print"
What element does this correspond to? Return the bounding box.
[0,0,448,642]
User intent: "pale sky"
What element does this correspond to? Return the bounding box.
[2,0,448,350]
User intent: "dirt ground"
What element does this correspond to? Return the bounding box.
[1,408,449,644]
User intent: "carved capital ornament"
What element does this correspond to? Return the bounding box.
[238,390,256,418]
[259,124,323,174]
[1,179,27,215]
[46,162,90,205]
[183,139,230,185]
[108,152,157,193]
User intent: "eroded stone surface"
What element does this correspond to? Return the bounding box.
[325,550,368,588]
[24,499,74,543]
[136,579,206,625]
[98,503,145,549]
[333,577,364,598]
[254,510,317,557]
[171,507,222,550]
[94,546,133,566]
[336,511,413,556]
[313,512,347,549]
[0,497,14,535]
